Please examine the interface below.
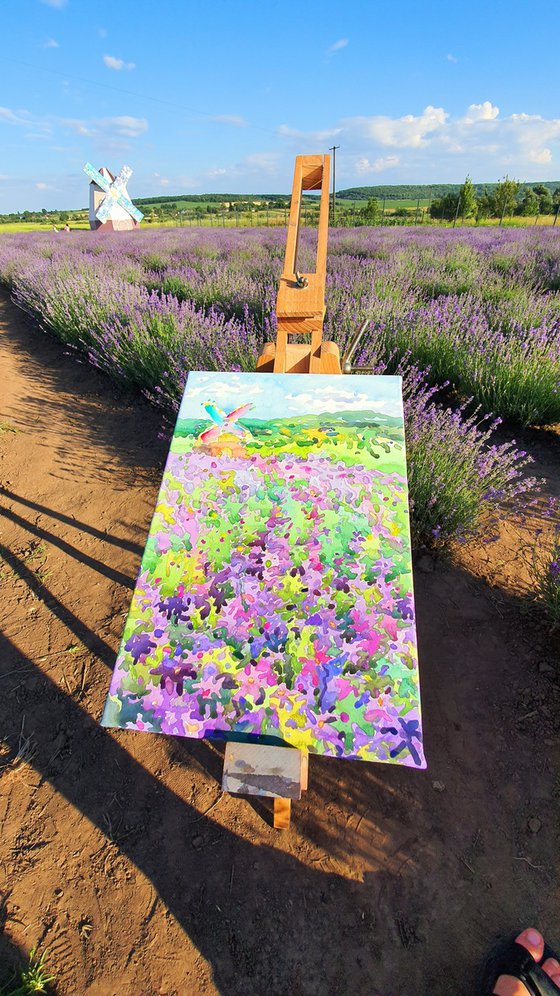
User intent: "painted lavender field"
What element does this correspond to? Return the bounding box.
[102,372,424,766]
[0,225,554,541]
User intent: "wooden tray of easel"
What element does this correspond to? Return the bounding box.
[221,154,342,829]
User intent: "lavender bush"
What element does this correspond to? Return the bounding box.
[0,225,547,543]
[530,528,560,626]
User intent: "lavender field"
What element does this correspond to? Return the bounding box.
[1,225,558,545]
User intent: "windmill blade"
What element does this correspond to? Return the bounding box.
[95,196,114,223]
[199,424,222,443]
[83,162,112,193]
[224,403,254,422]
[114,191,144,223]
[115,165,133,187]
[204,403,227,425]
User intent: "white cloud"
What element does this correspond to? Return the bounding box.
[154,173,170,187]
[36,182,49,189]
[0,107,32,127]
[62,118,94,136]
[326,38,349,58]
[44,38,60,48]
[350,106,448,148]
[60,114,147,143]
[278,123,343,143]
[185,376,265,402]
[209,114,247,128]
[527,147,552,164]
[208,167,227,177]
[0,107,32,128]
[245,151,280,173]
[40,0,67,7]
[0,107,19,123]
[446,53,458,63]
[103,55,135,71]
[461,101,499,123]
[279,101,560,178]
[98,116,147,137]
[356,155,400,174]
[286,387,400,416]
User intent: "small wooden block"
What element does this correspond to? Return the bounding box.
[300,749,309,792]
[273,797,291,830]
[222,742,303,800]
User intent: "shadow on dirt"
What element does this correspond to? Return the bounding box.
[1,287,559,996]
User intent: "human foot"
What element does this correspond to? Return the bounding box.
[488,928,560,995]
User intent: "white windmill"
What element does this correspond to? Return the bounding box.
[83,162,144,231]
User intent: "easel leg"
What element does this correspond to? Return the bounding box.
[273,797,291,830]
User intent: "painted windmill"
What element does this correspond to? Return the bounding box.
[83,162,144,231]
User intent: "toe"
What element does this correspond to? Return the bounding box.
[493,977,532,995]
[515,928,545,963]
[542,958,560,989]
[492,930,547,995]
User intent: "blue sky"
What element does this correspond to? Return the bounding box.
[1,0,559,212]
[179,372,403,422]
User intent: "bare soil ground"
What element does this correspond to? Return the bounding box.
[0,287,558,996]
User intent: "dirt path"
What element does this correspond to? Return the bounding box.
[0,288,558,996]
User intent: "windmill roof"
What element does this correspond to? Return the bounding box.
[90,166,116,184]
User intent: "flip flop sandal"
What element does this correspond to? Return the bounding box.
[479,932,560,995]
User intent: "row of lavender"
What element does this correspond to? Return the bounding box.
[0,225,558,548]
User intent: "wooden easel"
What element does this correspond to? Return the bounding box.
[222,154,342,828]
[256,154,341,376]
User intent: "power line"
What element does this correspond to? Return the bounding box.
[3,56,280,139]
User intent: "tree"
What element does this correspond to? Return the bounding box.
[517,189,539,217]
[361,197,379,223]
[429,192,460,220]
[476,188,493,220]
[533,186,553,215]
[458,175,477,218]
[494,176,519,222]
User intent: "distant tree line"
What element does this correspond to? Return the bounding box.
[3,178,560,228]
[136,193,291,207]
[429,176,560,221]
[0,207,88,226]
[338,180,560,201]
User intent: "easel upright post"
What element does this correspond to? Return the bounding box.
[225,154,343,829]
[257,154,341,376]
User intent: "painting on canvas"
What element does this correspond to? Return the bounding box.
[102,372,425,768]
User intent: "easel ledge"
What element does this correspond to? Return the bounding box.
[222,154,342,829]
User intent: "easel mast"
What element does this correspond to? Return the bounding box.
[256,154,341,376]
[223,154,342,828]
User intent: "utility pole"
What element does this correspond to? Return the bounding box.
[329,146,340,226]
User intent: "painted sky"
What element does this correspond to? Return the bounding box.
[179,372,403,423]
[1,0,559,212]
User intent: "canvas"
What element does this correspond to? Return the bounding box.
[102,372,425,768]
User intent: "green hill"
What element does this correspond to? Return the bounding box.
[337,181,560,201]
